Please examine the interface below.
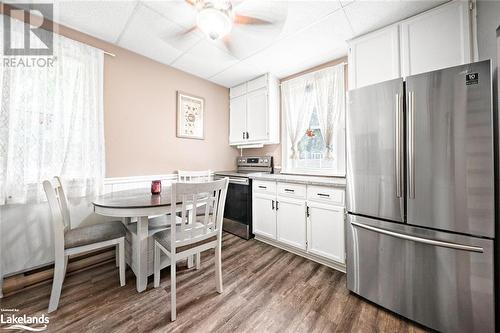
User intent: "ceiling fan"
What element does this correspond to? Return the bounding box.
[181,0,280,45]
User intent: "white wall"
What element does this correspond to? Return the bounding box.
[0,200,103,276]
[477,0,500,68]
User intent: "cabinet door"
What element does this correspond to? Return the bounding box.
[229,94,247,144]
[348,25,400,90]
[252,194,276,239]
[246,87,268,142]
[400,0,471,77]
[307,202,345,263]
[276,197,306,250]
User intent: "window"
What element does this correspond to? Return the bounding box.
[0,15,105,204]
[281,65,346,176]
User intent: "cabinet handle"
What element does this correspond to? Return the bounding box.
[246,132,249,139]
[258,186,267,189]
[284,189,295,193]
[306,206,310,217]
[276,201,279,210]
[271,200,275,210]
[317,193,330,197]
[242,132,245,140]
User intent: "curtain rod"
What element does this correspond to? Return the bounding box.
[103,50,116,57]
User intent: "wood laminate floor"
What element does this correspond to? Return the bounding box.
[0,233,429,333]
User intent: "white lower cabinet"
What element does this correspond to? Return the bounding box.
[307,201,345,263]
[276,197,307,250]
[252,181,345,270]
[252,193,277,239]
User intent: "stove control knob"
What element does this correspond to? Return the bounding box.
[264,159,268,163]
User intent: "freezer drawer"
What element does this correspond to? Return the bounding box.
[346,214,494,333]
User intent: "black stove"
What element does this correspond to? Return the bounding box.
[214,156,273,239]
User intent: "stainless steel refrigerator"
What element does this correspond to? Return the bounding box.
[346,60,495,333]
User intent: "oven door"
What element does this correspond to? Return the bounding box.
[216,176,253,239]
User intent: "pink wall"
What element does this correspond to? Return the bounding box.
[102,46,238,177]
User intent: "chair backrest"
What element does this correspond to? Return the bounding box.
[43,177,71,234]
[177,170,213,183]
[169,178,228,250]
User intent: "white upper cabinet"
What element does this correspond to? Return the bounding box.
[400,0,472,77]
[348,25,401,90]
[246,88,268,142]
[348,0,476,90]
[229,73,279,147]
[229,94,247,144]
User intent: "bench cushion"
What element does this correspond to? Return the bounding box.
[65,221,126,249]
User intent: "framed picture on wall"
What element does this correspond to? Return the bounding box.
[176,91,205,140]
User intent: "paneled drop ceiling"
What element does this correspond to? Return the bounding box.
[17,0,447,87]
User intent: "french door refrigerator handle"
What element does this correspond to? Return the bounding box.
[395,93,402,198]
[408,91,415,199]
[350,221,484,253]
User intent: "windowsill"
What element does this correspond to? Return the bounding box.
[279,170,346,178]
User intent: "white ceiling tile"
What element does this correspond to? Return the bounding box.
[53,1,137,43]
[141,0,197,29]
[171,39,239,79]
[344,0,447,36]
[341,0,355,7]
[210,60,267,87]
[118,3,202,65]
[245,9,353,78]
[282,47,347,78]
[277,0,343,37]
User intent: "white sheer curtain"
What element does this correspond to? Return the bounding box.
[282,76,315,159]
[313,65,345,160]
[0,15,104,204]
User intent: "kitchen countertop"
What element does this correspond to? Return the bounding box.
[248,173,346,187]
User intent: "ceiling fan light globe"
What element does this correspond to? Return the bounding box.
[196,7,232,40]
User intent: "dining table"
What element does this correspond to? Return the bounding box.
[92,187,176,292]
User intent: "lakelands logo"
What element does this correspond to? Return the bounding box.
[2,3,56,67]
[0,309,49,331]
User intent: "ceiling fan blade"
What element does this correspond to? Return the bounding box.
[175,26,198,38]
[223,35,236,56]
[234,14,274,26]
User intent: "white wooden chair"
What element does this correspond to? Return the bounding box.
[177,170,213,182]
[153,178,228,321]
[178,170,213,268]
[43,177,126,313]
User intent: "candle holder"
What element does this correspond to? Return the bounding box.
[151,180,161,195]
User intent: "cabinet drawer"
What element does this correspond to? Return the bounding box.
[247,75,267,92]
[253,180,276,195]
[230,83,247,98]
[277,182,306,199]
[307,186,344,205]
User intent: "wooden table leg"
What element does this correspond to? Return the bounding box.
[136,216,148,292]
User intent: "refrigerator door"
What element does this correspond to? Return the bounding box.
[406,60,494,238]
[346,214,494,333]
[346,78,404,222]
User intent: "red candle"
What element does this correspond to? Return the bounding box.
[151,180,161,194]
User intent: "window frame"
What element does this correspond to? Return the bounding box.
[280,66,346,177]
